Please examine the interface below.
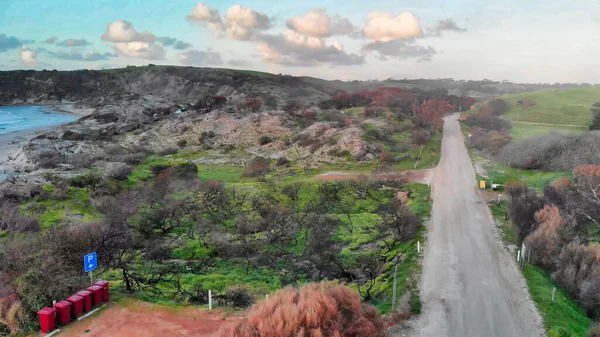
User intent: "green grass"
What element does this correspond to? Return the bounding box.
[495,86,600,126]
[510,123,587,140]
[21,187,98,228]
[524,265,591,337]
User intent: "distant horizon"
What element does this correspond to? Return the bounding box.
[1,1,599,83]
[2,64,599,86]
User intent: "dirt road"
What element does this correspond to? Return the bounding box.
[414,114,545,337]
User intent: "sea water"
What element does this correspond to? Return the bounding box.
[0,105,77,134]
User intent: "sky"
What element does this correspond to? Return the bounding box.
[1,0,600,83]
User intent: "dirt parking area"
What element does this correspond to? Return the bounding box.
[53,300,242,337]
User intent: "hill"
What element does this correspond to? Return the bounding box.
[500,86,600,126]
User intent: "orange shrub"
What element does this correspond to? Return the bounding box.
[215,283,387,337]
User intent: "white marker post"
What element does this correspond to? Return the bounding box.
[266,294,269,305]
[208,290,212,311]
[517,250,521,262]
[417,241,420,253]
[552,287,556,302]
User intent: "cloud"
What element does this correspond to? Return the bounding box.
[428,19,466,36]
[44,36,58,44]
[101,20,156,43]
[56,38,92,47]
[157,36,192,49]
[362,38,436,60]
[113,42,165,59]
[180,49,223,66]
[0,33,34,52]
[227,59,250,67]
[42,49,116,61]
[19,46,37,66]
[364,12,423,42]
[286,9,356,37]
[186,2,271,40]
[256,33,364,67]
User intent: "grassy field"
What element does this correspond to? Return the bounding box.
[510,123,587,140]
[498,86,600,126]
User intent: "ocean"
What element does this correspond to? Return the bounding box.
[0,105,77,135]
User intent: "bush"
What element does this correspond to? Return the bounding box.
[174,162,198,180]
[177,139,188,148]
[276,157,290,166]
[508,183,546,244]
[487,98,509,115]
[0,202,39,232]
[525,205,570,270]
[244,157,270,177]
[215,283,386,337]
[117,152,146,165]
[244,98,262,112]
[36,151,62,169]
[259,136,272,145]
[499,132,600,171]
[221,287,254,308]
[106,163,133,181]
[465,114,512,131]
[158,147,178,156]
[151,164,171,176]
[412,129,430,145]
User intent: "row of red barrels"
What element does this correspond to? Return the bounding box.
[37,281,110,333]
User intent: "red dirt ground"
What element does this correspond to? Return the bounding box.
[53,300,243,337]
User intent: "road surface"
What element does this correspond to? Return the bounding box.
[414,114,545,337]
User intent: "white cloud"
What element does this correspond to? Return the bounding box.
[101,20,156,43]
[286,9,356,37]
[284,30,324,49]
[19,46,37,66]
[287,9,331,37]
[113,42,165,60]
[186,2,271,40]
[364,12,423,42]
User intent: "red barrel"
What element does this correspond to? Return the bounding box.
[66,294,84,319]
[38,307,56,333]
[77,290,93,312]
[54,300,72,325]
[87,285,103,307]
[94,281,110,302]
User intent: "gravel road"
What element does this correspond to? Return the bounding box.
[413,114,545,337]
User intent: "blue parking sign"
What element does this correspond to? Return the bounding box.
[84,252,97,273]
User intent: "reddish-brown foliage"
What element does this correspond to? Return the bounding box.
[412,130,430,145]
[551,177,572,190]
[325,87,415,109]
[244,98,262,112]
[411,99,454,129]
[379,151,392,163]
[525,205,567,269]
[215,283,387,337]
[244,157,270,177]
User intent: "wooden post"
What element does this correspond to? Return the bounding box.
[391,264,398,311]
[552,287,556,302]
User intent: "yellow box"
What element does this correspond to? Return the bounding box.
[479,180,486,189]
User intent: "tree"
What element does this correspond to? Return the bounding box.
[375,200,420,251]
[411,99,454,130]
[264,95,277,110]
[244,156,270,177]
[215,282,387,337]
[487,98,509,115]
[508,183,546,244]
[244,98,262,112]
[591,102,600,130]
[570,165,600,229]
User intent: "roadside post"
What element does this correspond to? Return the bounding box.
[84,252,98,286]
[391,264,398,311]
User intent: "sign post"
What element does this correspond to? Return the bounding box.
[84,252,98,286]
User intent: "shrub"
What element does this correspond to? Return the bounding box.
[487,98,509,115]
[412,130,430,145]
[36,151,62,169]
[499,132,600,171]
[221,287,254,308]
[259,136,272,145]
[69,170,104,191]
[244,98,262,112]
[0,202,39,233]
[117,152,146,165]
[176,139,188,148]
[508,184,546,244]
[276,157,290,166]
[525,205,569,270]
[158,147,178,156]
[379,151,392,163]
[244,157,270,177]
[465,114,512,131]
[174,162,198,180]
[106,163,133,181]
[215,283,387,337]
[151,164,170,176]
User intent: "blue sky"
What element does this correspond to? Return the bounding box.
[1,0,599,82]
